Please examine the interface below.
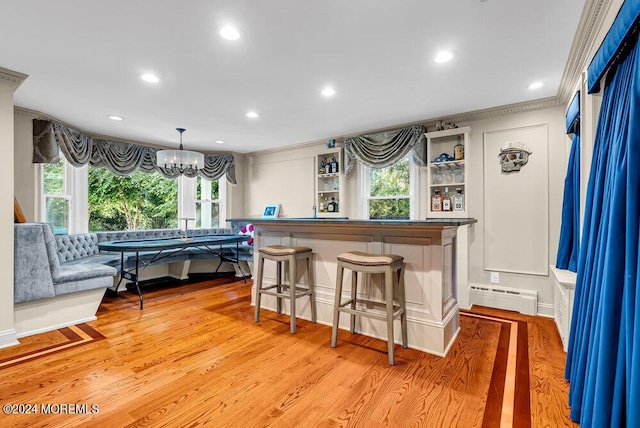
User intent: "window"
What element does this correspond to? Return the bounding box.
[196,176,223,228]
[41,160,226,232]
[42,160,70,234]
[88,167,178,231]
[359,157,418,220]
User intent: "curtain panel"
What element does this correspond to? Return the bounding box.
[565,32,640,427]
[556,91,581,272]
[343,125,427,173]
[32,119,236,184]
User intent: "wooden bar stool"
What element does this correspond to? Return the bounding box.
[331,251,407,365]
[254,245,316,334]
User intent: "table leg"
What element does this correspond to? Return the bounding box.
[134,251,143,309]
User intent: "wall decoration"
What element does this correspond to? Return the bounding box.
[326,139,336,148]
[498,141,532,173]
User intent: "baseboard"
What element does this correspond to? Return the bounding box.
[536,303,554,318]
[0,329,19,349]
[469,283,538,316]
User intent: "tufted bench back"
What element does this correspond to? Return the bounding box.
[55,233,101,264]
[95,229,181,243]
[54,228,234,264]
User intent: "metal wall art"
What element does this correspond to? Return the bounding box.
[498,141,532,173]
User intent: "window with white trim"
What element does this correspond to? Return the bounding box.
[41,160,226,232]
[196,176,225,228]
[41,158,88,234]
[358,156,418,220]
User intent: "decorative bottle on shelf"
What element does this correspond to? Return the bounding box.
[443,187,452,211]
[453,188,465,212]
[331,157,338,173]
[324,158,331,174]
[431,190,443,212]
[327,197,338,212]
[320,159,326,174]
[454,136,464,160]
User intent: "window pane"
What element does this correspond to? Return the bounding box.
[88,168,178,231]
[46,197,69,234]
[370,159,410,197]
[211,179,219,200]
[197,177,219,201]
[196,202,219,228]
[369,198,410,220]
[43,162,64,195]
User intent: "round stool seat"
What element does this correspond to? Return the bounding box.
[337,251,403,266]
[260,245,312,256]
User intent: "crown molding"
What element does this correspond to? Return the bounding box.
[558,0,611,103]
[14,106,45,119]
[249,96,564,157]
[0,67,28,90]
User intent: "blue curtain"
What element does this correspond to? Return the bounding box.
[556,127,580,272]
[565,33,640,426]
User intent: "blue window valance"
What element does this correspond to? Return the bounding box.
[587,0,640,93]
[565,91,580,134]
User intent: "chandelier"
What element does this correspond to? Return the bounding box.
[156,128,205,176]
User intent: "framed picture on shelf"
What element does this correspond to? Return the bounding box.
[262,204,280,218]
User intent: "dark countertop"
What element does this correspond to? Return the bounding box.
[228,217,477,226]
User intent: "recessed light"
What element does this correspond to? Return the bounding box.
[246,111,259,118]
[220,26,240,41]
[108,115,123,121]
[528,81,543,90]
[435,51,454,63]
[321,87,336,97]
[140,73,160,83]
[215,140,225,144]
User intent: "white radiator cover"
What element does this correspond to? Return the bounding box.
[469,283,538,316]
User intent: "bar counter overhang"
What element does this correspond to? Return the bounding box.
[229,217,477,357]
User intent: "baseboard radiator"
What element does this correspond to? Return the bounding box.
[469,284,538,316]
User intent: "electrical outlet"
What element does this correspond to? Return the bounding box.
[490,272,500,284]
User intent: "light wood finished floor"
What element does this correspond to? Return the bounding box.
[0,277,578,427]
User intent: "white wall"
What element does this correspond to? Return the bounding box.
[1,67,27,348]
[245,105,567,312]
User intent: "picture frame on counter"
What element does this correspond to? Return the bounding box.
[262,204,280,218]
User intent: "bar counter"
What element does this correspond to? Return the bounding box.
[229,217,477,356]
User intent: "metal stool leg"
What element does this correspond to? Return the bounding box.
[385,265,395,365]
[398,264,408,348]
[254,255,265,322]
[350,270,358,334]
[289,254,297,334]
[276,260,282,314]
[306,254,317,323]
[331,263,344,347]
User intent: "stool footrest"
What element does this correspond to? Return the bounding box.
[337,299,405,321]
[258,287,313,299]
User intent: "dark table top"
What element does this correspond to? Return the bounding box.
[98,235,247,252]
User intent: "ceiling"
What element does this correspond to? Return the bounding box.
[1,0,585,154]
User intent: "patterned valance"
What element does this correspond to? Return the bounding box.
[32,120,236,184]
[343,125,427,173]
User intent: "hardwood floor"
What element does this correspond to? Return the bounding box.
[0,277,578,427]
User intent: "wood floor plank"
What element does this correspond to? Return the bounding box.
[0,277,578,427]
